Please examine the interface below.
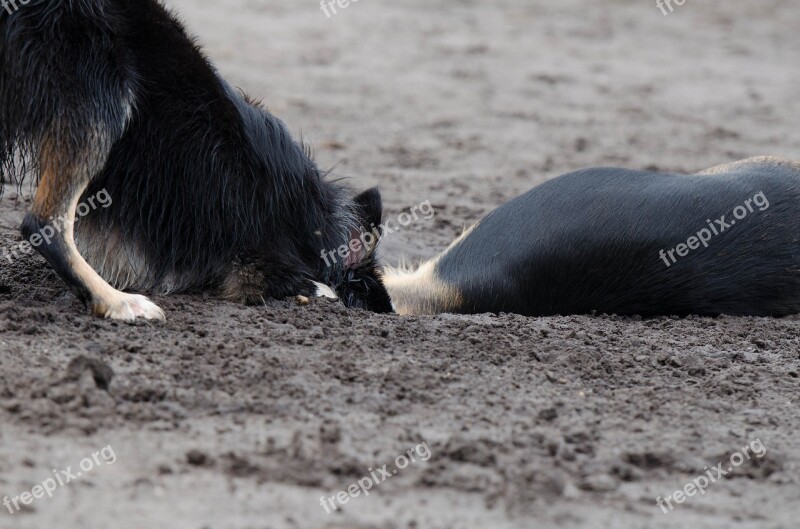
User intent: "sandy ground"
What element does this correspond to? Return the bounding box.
[2,0,800,528]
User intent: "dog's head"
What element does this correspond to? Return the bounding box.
[334,188,394,313]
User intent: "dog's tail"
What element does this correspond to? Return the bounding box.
[0,0,133,196]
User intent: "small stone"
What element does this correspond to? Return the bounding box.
[186,449,212,467]
[538,408,558,422]
[579,474,619,492]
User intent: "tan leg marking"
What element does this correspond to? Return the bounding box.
[31,132,165,322]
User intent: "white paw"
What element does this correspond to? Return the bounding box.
[94,293,166,322]
[312,281,338,300]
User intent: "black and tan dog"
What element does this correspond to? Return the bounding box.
[0,0,393,321]
[385,157,800,317]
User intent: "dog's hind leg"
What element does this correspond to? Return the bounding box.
[21,125,165,322]
[3,4,164,321]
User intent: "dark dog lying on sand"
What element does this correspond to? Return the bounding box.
[385,157,800,317]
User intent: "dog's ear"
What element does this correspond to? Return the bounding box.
[354,187,383,233]
[339,188,393,312]
[344,188,383,267]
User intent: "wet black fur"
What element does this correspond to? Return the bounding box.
[0,0,392,313]
[436,162,800,317]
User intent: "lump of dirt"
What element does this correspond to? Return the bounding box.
[65,356,115,391]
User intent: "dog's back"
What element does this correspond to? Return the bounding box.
[386,157,800,317]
